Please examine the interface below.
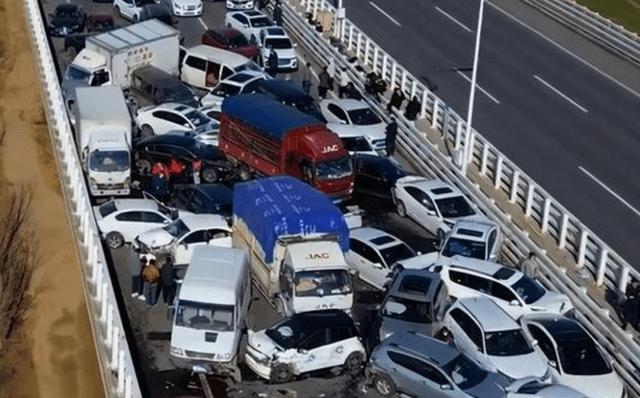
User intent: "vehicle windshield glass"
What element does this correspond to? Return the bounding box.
[266,317,306,349]
[185,109,211,129]
[89,150,129,172]
[175,300,234,331]
[163,219,190,239]
[265,38,292,49]
[380,244,415,266]
[485,329,533,356]
[557,338,612,375]
[249,16,271,27]
[138,0,156,6]
[215,83,241,97]
[511,275,546,304]
[228,34,250,47]
[99,201,117,217]
[342,137,372,153]
[512,381,547,395]
[347,108,382,126]
[234,62,262,73]
[381,295,432,323]
[314,157,352,180]
[294,269,352,297]
[435,196,475,218]
[441,237,486,260]
[64,65,91,81]
[441,353,489,390]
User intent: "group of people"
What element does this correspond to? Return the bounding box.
[131,253,177,307]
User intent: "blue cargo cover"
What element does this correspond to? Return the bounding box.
[233,176,349,263]
[222,94,322,141]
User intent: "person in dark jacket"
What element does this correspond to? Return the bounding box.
[385,118,398,156]
[387,87,405,113]
[273,0,283,26]
[268,48,279,77]
[621,281,640,330]
[159,256,177,307]
[318,66,331,99]
[404,95,421,121]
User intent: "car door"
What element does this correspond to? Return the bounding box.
[182,54,207,88]
[447,308,488,370]
[348,239,387,289]
[150,110,188,135]
[403,187,438,233]
[116,0,136,19]
[115,210,169,241]
[447,270,492,300]
[293,329,328,374]
[325,103,349,124]
[525,324,562,379]
[355,161,386,198]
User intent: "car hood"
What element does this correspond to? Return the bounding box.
[173,0,201,6]
[560,371,624,398]
[326,123,386,141]
[137,228,175,249]
[490,352,548,380]
[531,290,574,314]
[247,329,280,357]
[272,47,296,60]
[464,371,510,398]
[51,17,82,28]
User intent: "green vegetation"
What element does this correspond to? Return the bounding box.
[576,0,640,35]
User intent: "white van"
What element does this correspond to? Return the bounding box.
[169,246,250,382]
[179,45,264,89]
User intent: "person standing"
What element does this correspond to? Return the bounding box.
[159,256,177,307]
[301,62,312,95]
[268,48,279,77]
[192,159,201,185]
[519,252,539,279]
[385,118,398,156]
[273,0,283,26]
[151,161,169,200]
[318,66,331,99]
[404,95,421,121]
[142,258,161,306]
[338,67,350,98]
[131,253,146,300]
[387,87,405,113]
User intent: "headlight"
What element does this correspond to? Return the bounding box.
[170,346,184,356]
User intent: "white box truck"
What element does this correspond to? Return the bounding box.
[74,86,132,197]
[232,176,353,316]
[62,19,181,117]
[170,246,250,383]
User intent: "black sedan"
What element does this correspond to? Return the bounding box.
[133,133,237,184]
[167,183,233,219]
[351,154,408,202]
[48,4,87,37]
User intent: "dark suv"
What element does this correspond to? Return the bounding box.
[254,79,325,122]
[130,65,197,108]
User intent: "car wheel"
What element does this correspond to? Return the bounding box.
[201,167,218,183]
[343,352,363,374]
[105,232,125,249]
[373,374,396,397]
[270,363,293,383]
[140,125,154,138]
[226,23,232,28]
[114,5,121,16]
[396,200,406,217]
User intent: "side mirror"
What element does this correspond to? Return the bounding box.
[440,384,453,391]
[531,339,538,347]
[426,209,436,216]
[548,360,558,369]
[509,299,521,307]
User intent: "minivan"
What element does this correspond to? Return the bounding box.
[130,65,198,108]
[179,45,264,89]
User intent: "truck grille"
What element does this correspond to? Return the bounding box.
[185,350,215,360]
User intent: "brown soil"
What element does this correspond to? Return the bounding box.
[0,0,105,397]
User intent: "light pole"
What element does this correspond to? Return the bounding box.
[462,0,486,173]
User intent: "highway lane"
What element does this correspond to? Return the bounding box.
[344,0,640,266]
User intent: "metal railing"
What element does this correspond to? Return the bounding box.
[21,0,143,397]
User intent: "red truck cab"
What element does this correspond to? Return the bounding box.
[219,94,354,200]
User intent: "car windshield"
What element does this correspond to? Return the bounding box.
[163,218,190,239]
[294,269,352,297]
[228,34,250,47]
[510,275,546,304]
[55,7,78,18]
[234,61,263,73]
[137,0,156,6]
[64,65,91,81]
[485,329,533,356]
[435,196,475,218]
[249,16,271,27]
[314,157,352,180]
[185,109,212,131]
[441,237,486,260]
[265,38,292,49]
[175,300,234,331]
[213,83,241,97]
[512,381,549,395]
[441,353,489,390]
[98,201,117,217]
[89,150,129,172]
[381,295,432,323]
[347,108,382,126]
[380,243,416,266]
[557,338,612,375]
[342,137,373,153]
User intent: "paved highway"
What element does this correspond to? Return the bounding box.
[344,0,640,267]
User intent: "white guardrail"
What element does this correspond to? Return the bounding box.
[21,0,143,397]
[282,0,640,394]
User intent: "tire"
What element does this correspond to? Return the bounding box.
[270,363,293,384]
[105,232,125,249]
[373,374,396,397]
[344,352,363,374]
[226,23,232,28]
[396,200,406,217]
[114,5,121,16]
[140,125,154,139]
[201,167,218,183]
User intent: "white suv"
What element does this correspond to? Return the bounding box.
[113,0,157,21]
[428,256,574,319]
[440,219,503,262]
[199,71,267,110]
[258,26,298,72]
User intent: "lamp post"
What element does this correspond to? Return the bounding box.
[462,0,486,173]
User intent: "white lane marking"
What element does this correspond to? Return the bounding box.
[198,18,208,30]
[489,2,640,100]
[534,75,588,113]
[579,166,640,217]
[369,2,402,27]
[454,68,501,104]
[435,6,472,33]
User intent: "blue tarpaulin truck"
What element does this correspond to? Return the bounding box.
[232,176,353,316]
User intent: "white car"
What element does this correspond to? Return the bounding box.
[168,0,202,16]
[136,103,218,138]
[113,0,157,21]
[319,98,387,153]
[244,309,366,383]
[258,27,298,72]
[345,227,417,290]
[429,256,574,320]
[440,218,503,262]
[226,0,253,10]
[225,10,272,44]
[338,131,379,156]
[132,213,231,265]
[506,379,599,398]
[93,198,184,249]
[443,297,551,381]
[392,176,481,240]
[520,314,626,398]
[198,71,267,109]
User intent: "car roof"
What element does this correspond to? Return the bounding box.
[108,198,162,212]
[324,98,370,111]
[387,269,443,301]
[350,227,406,249]
[185,45,251,65]
[442,256,522,284]
[179,213,230,230]
[262,26,287,37]
[221,71,265,85]
[56,3,79,11]
[256,79,308,101]
[380,331,460,366]
[232,9,266,17]
[147,102,197,114]
[276,309,355,331]
[522,314,590,342]
[456,297,519,332]
[448,219,497,241]
[396,176,464,199]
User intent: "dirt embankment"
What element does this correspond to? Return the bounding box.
[0,0,105,397]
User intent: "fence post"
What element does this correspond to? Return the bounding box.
[509,171,520,203]
[390,63,397,90]
[382,55,388,80]
[347,25,354,50]
[480,143,489,176]
[577,229,588,269]
[454,121,463,150]
[541,198,551,234]
[558,213,569,250]
[596,249,608,287]
[494,157,503,189]
[431,100,439,128]
[420,90,428,120]
[525,183,534,218]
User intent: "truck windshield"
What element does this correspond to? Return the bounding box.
[89,151,129,172]
[314,157,352,180]
[294,269,351,297]
[64,65,91,82]
[175,300,234,331]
